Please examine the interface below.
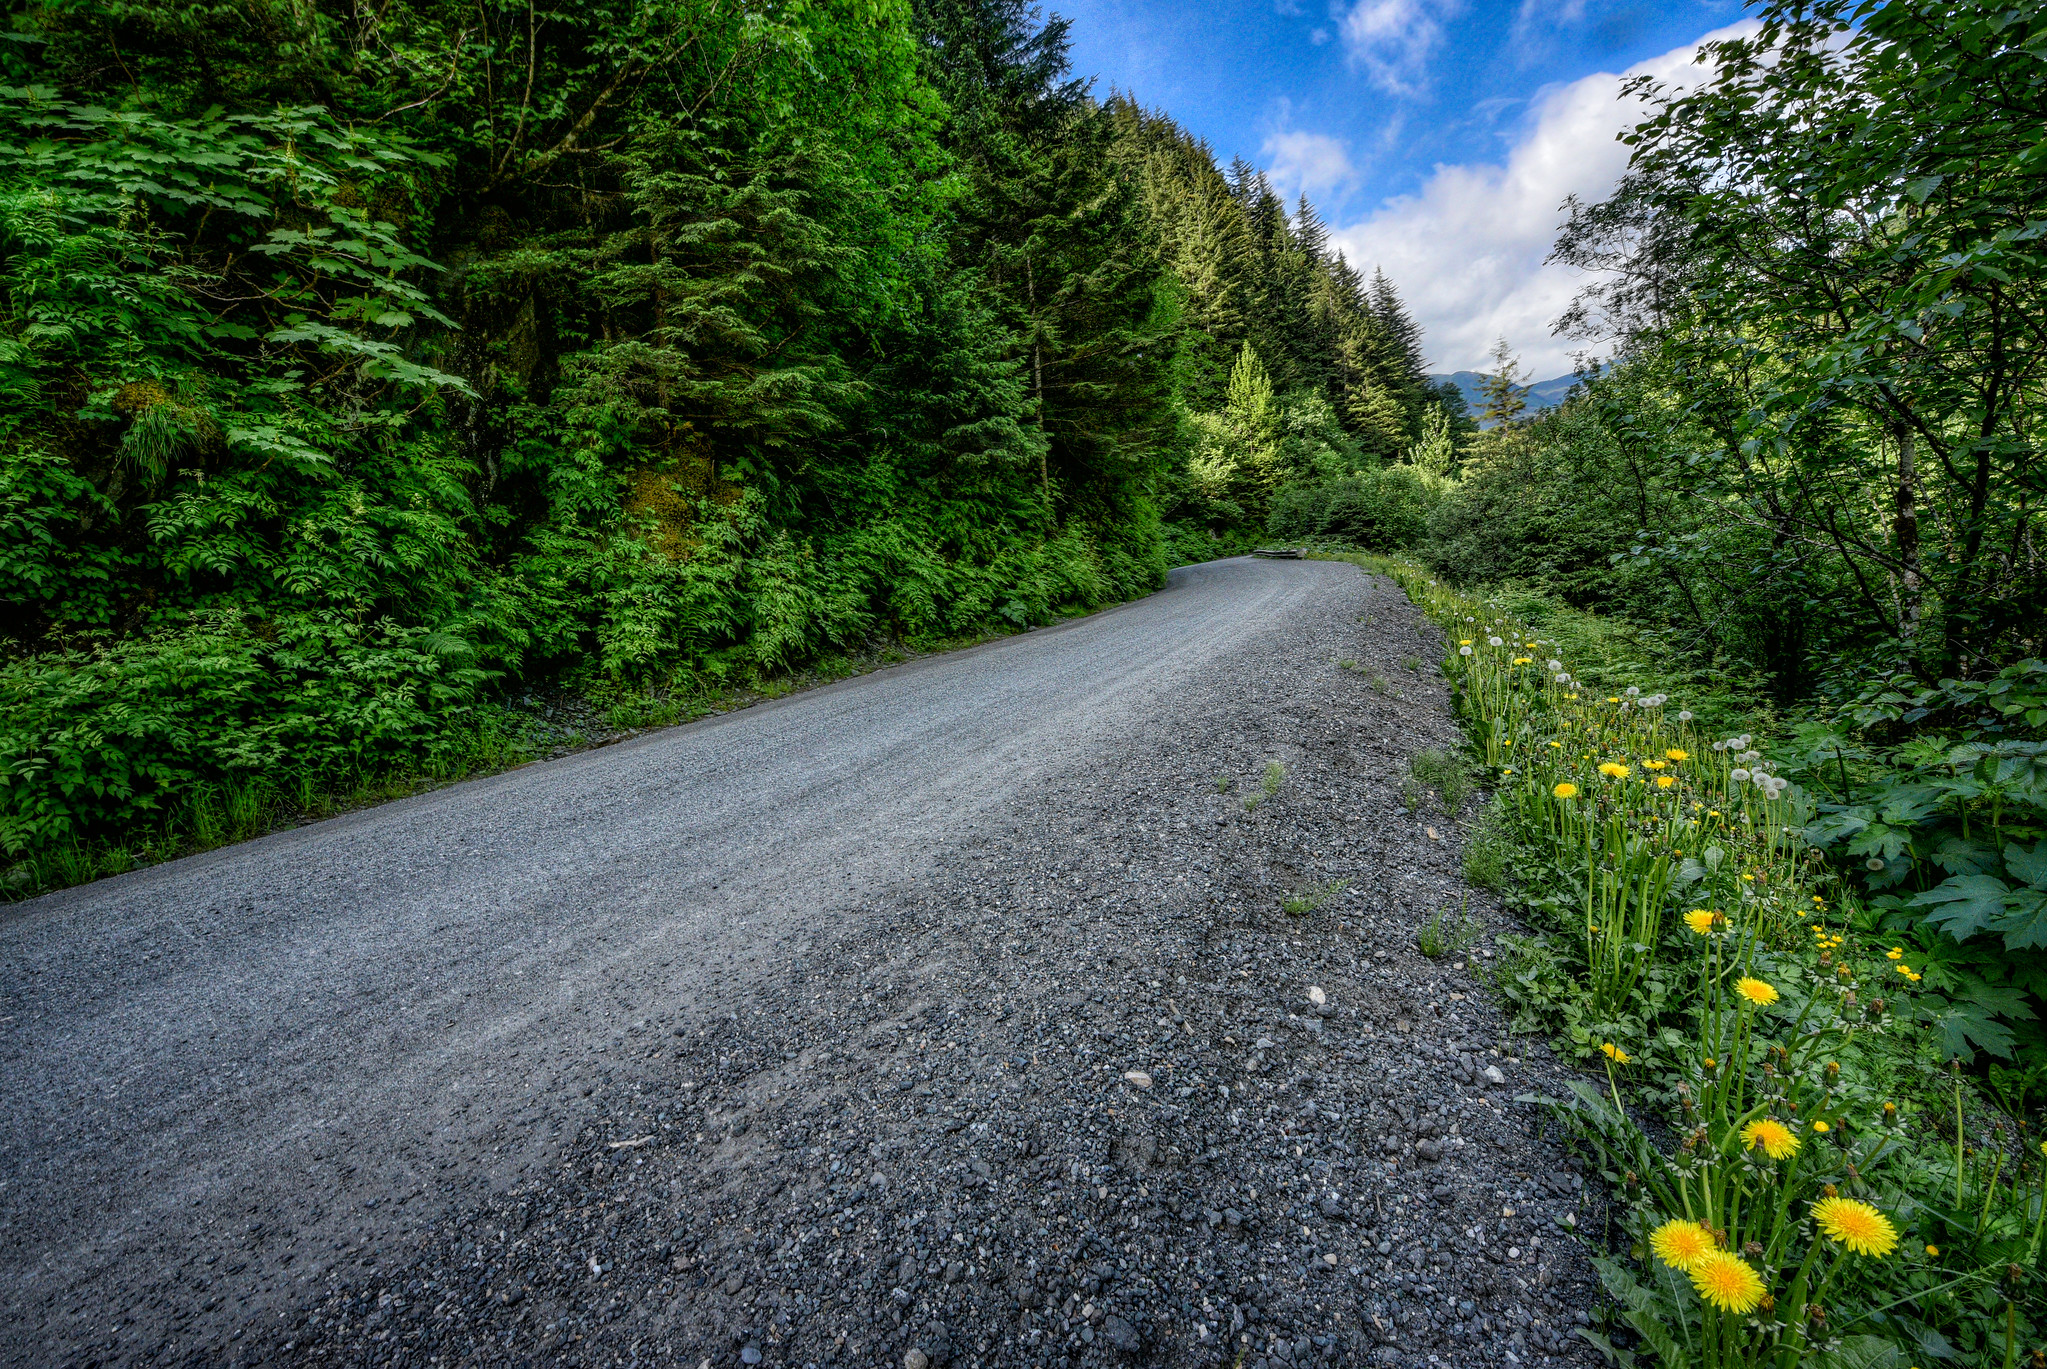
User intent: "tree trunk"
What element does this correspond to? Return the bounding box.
[1893,422,1921,650]
[1026,255,1049,508]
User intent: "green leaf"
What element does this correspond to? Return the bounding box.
[1991,889,2047,950]
[2006,839,2047,890]
[1816,1335,1902,1369]
[1589,1257,1688,1368]
[1910,874,2014,942]
[1573,1328,1638,1368]
[1925,998,2017,1062]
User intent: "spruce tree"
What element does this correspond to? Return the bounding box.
[1223,341,1283,494]
[1477,337,1529,426]
[1407,404,1458,478]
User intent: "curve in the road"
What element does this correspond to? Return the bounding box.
[0,555,1353,1364]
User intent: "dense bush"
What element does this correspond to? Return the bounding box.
[1266,467,1440,549]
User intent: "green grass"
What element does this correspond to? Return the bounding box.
[1415,900,1484,958]
[1460,798,1513,890]
[1261,760,1285,797]
[1281,880,1347,917]
[1407,747,1470,812]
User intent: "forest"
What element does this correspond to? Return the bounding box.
[0,0,1463,886]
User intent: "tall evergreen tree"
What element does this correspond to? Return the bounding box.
[1478,337,1529,426]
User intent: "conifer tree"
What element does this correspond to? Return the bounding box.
[1407,404,1458,478]
[1223,341,1283,492]
[1347,373,1411,463]
[1477,337,1529,426]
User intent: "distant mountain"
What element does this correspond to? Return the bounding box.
[1431,370,1579,425]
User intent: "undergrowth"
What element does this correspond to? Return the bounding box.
[1346,552,2046,1369]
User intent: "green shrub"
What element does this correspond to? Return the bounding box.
[0,614,495,856]
[1266,466,1440,550]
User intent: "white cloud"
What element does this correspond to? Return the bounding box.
[1513,0,1588,41]
[1335,0,1463,95]
[1262,129,1359,203]
[1326,20,1757,378]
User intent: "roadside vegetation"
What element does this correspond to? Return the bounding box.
[1313,2,2047,1362]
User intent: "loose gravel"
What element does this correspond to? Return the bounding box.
[270,565,1608,1369]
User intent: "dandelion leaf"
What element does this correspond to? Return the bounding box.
[1588,1256,1688,1369]
[1571,1328,1638,1368]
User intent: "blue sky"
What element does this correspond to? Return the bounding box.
[1055,0,1756,375]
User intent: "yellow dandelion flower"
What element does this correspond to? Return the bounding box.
[1925,1244,1940,1257]
[1649,1220,1715,1271]
[1600,1041,1631,1064]
[1666,748,1689,762]
[1552,782,1580,799]
[1740,1118,1800,1160]
[1549,741,1563,749]
[1459,639,1473,646]
[1656,776,1676,789]
[1684,909,1718,936]
[1811,1119,1831,1133]
[1599,762,1632,780]
[1688,1251,1765,1314]
[1606,696,1620,704]
[1643,759,1667,770]
[1512,656,1533,665]
[1735,977,1779,1006]
[1811,1198,1898,1257]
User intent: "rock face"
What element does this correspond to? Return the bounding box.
[274,564,1607,1367]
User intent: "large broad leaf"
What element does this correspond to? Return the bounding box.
[1925,998,2018,1063]
[1816,1336,1902,1369]
[1929,835,1999,876]
[1991,888,2047,950]
[2007,839,2047,890]
[1911,874,2014,942]
[1803,807,1871,847]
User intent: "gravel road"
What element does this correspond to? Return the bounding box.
[1,556,1607,1368]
